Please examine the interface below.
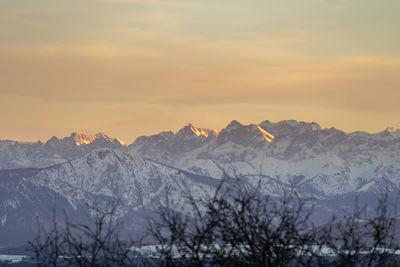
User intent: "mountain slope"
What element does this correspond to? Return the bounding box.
[0,149,219,246]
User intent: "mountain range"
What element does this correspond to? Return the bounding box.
[0,132,126,169]
[1,120,400,246]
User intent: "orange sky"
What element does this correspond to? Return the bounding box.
[1,0,399,143]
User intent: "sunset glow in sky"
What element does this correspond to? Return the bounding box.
[1,0,399,143]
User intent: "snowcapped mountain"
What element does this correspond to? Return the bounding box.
[31,149,218,210]
[0,149,218,246]
[1,120,399,199]
[129,120,400,197]
[1,120,400,246]
[0,132,126,169]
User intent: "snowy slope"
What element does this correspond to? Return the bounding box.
[0,149,219,246]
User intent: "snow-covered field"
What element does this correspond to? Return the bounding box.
[0,254,28,263]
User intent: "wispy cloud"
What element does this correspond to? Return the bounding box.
[97,0,213,7]
[0,0,399,140]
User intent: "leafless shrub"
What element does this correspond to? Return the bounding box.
[148,178,318,266]
[320,193,400,267]
[27,199,140,267]
[28,179,400,267]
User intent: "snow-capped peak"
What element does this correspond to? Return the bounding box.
[311,122,325,131]
[70,132,125,146]
[216,121,275,146]
[189,123,219,137]
[177,124,219,138]
[386,127,399,134]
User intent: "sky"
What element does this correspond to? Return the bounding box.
[0,0,399,143]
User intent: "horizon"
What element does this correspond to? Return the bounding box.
[1,0,399,143]
[2,119,399,144]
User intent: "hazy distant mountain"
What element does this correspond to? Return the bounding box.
[1,120,400,246]
[0,132,126,169]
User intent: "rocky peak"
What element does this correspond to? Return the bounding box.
[177,124,219,138]
[69,132,125,146]
[217,121,274,146]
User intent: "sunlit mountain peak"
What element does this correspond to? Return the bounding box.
[311,122,325,131]
[183,123,219,137]
[386,127,399,133]
[70,132,125,146]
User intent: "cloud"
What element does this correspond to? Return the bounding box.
[97,0,211,6]
[1,0,399,141]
